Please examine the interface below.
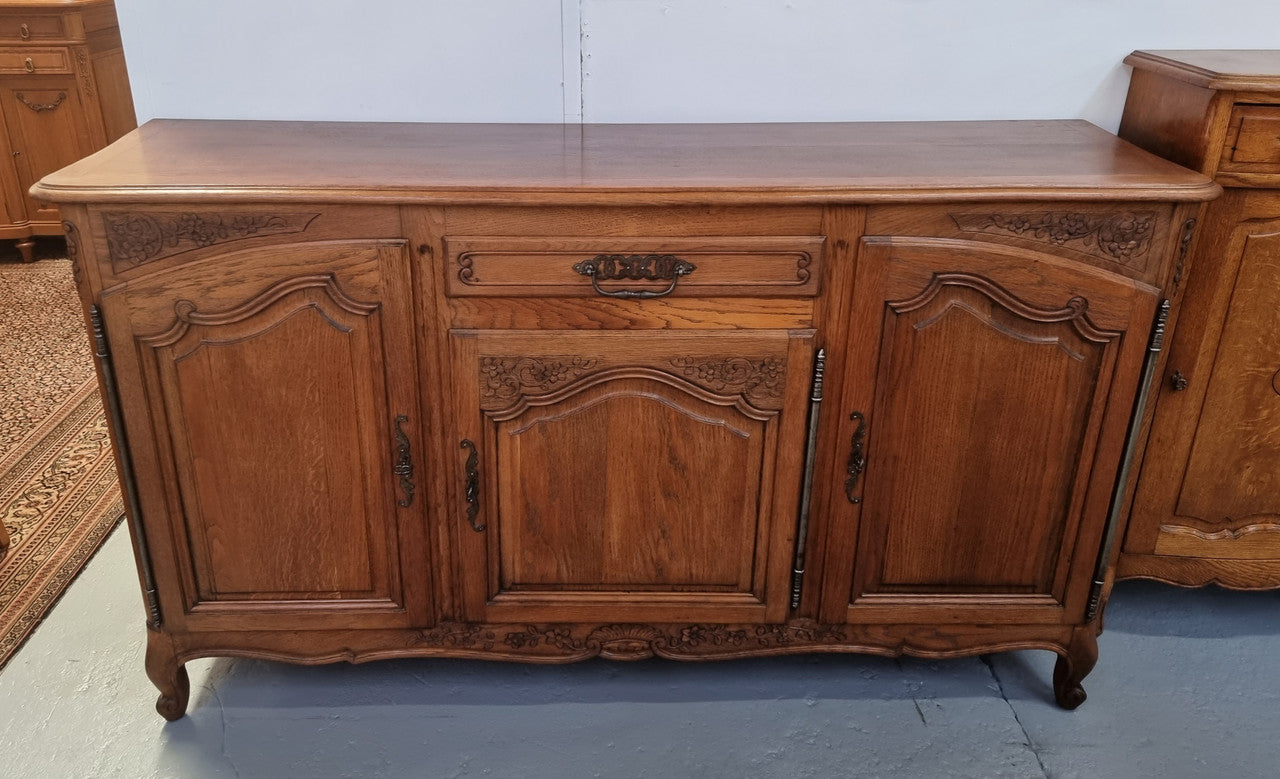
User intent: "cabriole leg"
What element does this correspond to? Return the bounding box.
[15,238,35,263]
[1052,626,1099,709]
[145,628,190,721]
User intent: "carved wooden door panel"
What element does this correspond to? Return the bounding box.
[0,75,94,223]
[448,329,814,624]
[819,236,1157,625]
[1127,209,1280,563]
[99,238,431,630]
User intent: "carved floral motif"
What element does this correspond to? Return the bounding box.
[480,356,600,405]
[418,622,850,660]
[103,212,320,269]
[950,211,1156,265]
[61,220,82,286]
[668,357,784,403]
[417,624,497,651]
[75,49,95,98]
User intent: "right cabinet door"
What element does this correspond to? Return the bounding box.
[826,236,1158,625]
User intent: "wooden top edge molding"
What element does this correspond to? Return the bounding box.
[1126,50,1280,92]
[32,119,1219,206]
[0,0,115,7]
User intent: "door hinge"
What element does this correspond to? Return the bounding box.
[791,348,826,610]
[1087,299,1171,622]
[90,305,163,629]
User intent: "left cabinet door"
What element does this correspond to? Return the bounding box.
[100,238,432,630]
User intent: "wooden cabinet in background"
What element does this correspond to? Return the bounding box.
[1118,51,1280,588]
[0,0,134,261]
[33,120,1214,719]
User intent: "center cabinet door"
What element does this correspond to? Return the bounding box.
[448,329,815,624]
[820,236,1158,626]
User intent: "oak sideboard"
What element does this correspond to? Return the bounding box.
[32,119,1217,720]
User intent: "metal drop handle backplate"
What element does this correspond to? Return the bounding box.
[572,254,696,299]
[845,411,867,504]
[393,415,414,507]
[461,439,484,531]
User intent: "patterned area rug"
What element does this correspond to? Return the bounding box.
[0,255,124,670]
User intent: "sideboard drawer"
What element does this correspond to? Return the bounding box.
[0,14,75,43]
[0,46,72,74]
[1221,104,1280,179]
[443,235,825,298]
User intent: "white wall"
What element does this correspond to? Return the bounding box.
[116,0,1280,131]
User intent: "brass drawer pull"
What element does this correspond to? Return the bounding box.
[844,411,867,504]
[24,57,34,73]
[19,23,30,40]
[460,439,484,531]
[572,253,696,299]
[393,414,414,507]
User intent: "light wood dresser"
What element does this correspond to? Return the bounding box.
[1118,50,1280,588]
[0,0,133,262]
[33,119,1216,719]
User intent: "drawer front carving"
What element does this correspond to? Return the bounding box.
[444,235,824,298]
[0,46,72,74]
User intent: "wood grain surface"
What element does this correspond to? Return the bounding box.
[32,119,1217,205]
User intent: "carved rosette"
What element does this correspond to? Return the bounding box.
[417,622,850,660]
[480,356,600,407]
[950,211,1156,266]
[668,357,784,405]
[103,212,321,270]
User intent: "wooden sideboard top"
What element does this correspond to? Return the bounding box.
[1126,50,1280,92]
[0,0,115,8]
[32,118,1218,206]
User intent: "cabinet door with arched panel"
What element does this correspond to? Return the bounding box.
[98,238,432,632]
[447,329,815,625]
[818,236,1159,627]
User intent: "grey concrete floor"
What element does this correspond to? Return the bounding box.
[1,527,1278,778]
